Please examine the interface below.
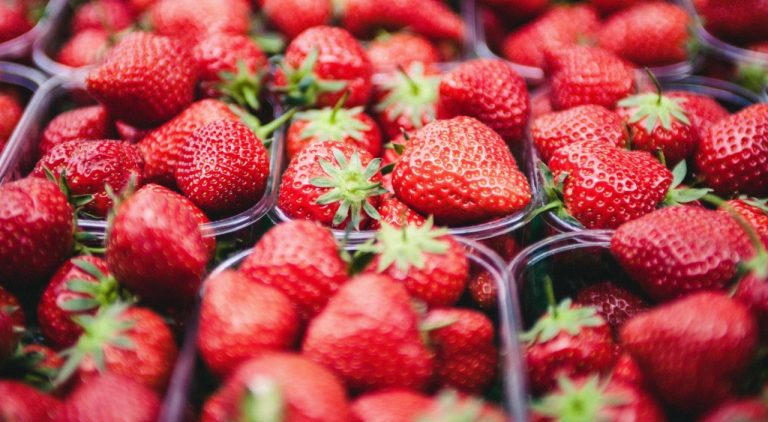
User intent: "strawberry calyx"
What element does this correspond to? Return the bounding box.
[742,197,768,214]
[238,376,285,422]
[531,162,583,227]
[273,48,347,107]
[309,148,388,229]
[415,390,495,422]
[58,259,131,313]
[520,299,605,345]
[375,62,439,130]
[295,90,372,144]
[736,63,768,94]
[662,160,712,206]
[532,375,630,421]
[230,104,297,146]
[360,217,450,272]
[617,72,691,134]
[215,59,265,111]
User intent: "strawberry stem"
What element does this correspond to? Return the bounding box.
[396,64,419,96]
[543,275,558,317]
[329,90,350,125]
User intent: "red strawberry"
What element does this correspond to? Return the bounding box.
[201,353,351,422]
[363,220,469,307]
[575,282,648,333]
[695,103,768,197]
[417,392,508,422]
[115,120,152,143]
[277,140,387,229]
[437,59,530,144]
[693,0,768,43]
[373,62,441,140]
[423,308,498,393]
[501,5,600,69]
[71,0,134,34]
[621,292,759,414]
[57,374,161,422]
[352,390,433,422]
[666,90,729,137]
[392,117,532,225]
[148,0,250,44]
[0,178,74,289]
[39,105,114,156]
[33,140,144,217]
[522,299,618,394]
[85,32,198,127]
[612,206,755,301]
[532,375,665,421]
[341,0,464,42]
[239,220,348,320]
[0,91,22,149]
[367,32,441,74]
[480,0,548,22]
[725,198,768,246]
[106,184,211,308]
[735,272,768,339]
[589,0,649,14]
[303,274,435,392]
[0,381,61,421]
[531,104,629,163]
[274,26,373,108]
[56,29,111,69]
[368,195,425,229]
[262,0,331,40]
[197,270,299,378]
[545,46,635,111]
[468,270,498,311]
[138,99,238,186]
[0,3,32,43]
[700,397,768,422]
[0,285,24,328]
[611,353,646,387]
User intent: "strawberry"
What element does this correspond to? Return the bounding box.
[574,282,648,334]
[366,32,441,74]
[468,270,498,311]
[57,374,161,422]
[303,274,435,392]
[480,0,548,22]
[417,391,508,422]
[700,397,768,422]
[612,205,756,301]
[735,272,768,339]
[373,62,441,140]
[32,140,144,217]
[273,26,373,108]
[85,32,198,127]
[138,99,238,186]
[341,0,464,42]
[115,120,152,143]
[201,353,351,422]
[621,292,759,414]
[531,104,629,163]
[363,220,469,307]
[695,103,768,197]
[423,308,498,393]
[545,46,635,111]
[368,195,425,229]
[392,116,532,225]
[693,0,768,43]
[0,91,22,150]
[437,59,530,144]
[0,2,32,43]
[277,141,387,229]
[352,390,433,422]
[521,299,618,395]
[0,178,74,289]
[501,5,600,69]
[106,184,211,308]
[597,2,690,67]
[56,303,178,392]
[262,0,331,40]
[610,352,646,387]
[56,29,111,69]
[71,0,134,34]
[39,105,115,155]
[239,220,348,320]
[725,198,768,246]
[0,311,16,362]
[147,0,250,45]
[0,381,61,421]
[589,0,649,14]
[666,90,729,137]
[532,375,665,421]
[197,270,299,378]
[0,285,24,328]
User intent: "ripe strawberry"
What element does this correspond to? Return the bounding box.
[363,220,469,307]
[392,116,532,225]
[695,103,768,197]
[106,184,211,308]
[197,270,299,378]
[666,90,729,137]
[545,46,635,111]
[56,29,111,69]
[437,59,530,144]
[598,2,690,67]
[575,282,648,333]
[277,141,387,229]
[610,352,646,387]
[700,397,768,422]
[273,26,373,108]
[239,220,348,320]
[0,381,61,421]
[85,32,198,127]
[262,0,331,40]
[352,390,433,422]
[147,0,250,45]
[423,308,498,393]
[303,274,435,392]
[201,353,351,422]
[531,104,629,163]
[693,0,768,43]
[468,270,498,311]
[341,0,464,42]
[57,374,161,422]
[417,391,508,422]
[621,292,759,414]
[373,62,441,140]
[734,272,768,339]
[521,299,618,394]
[368,195,425,229]
[71,0,134,34]
[0,2,32,43]
[33,140,144,217]
[367,32,441,74]
[39,105,115,155]
[501,5,600,69]
[0,91,22,150]
[115,120,152,143]
[725,198,768,246]
[138,99,238,186]
[0,178,74,289]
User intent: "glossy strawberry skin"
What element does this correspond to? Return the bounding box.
[368,195,425,230]
[56,29,111,69]
[0,91,22,149]
[367,33,440,74]
[392,116,532,225]
[148,0,251,45]
[341,0,464,42]
[693,0,768,43]
[0,381,61,421]
[262,0,331,40]
[351,390,433,422]
[58,374,161,422]
[70,0,134,34]
[39,105,115,156]
[0,3,32,43]
[373,63,441,140]
[192,32,267,99]
[734,273,768,339]
[575,282,648,333]
[286,110,382,160]
[725,199,768,246]
[115,120,153,143]
[468,270,498,311]
[666,91,729,138]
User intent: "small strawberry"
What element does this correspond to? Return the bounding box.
[368,194,425,229]
[197,270,299,378]
[468,270,498,311]
[373,62,440,140]
[366,32,441,74]
[57,374,161,422]
[341,0,464,42]
[71,0,134,34]
[575,282,648,333]
[700,397,768,422]
[0,381,61,421]
[39,105,115,156]
[352,389,433,422]
[239,220,348,320]
[262,0,331,40]
[0,91,22,150]
[735,272,768,339]
[303,274,435,392]
[437,59,530,144]
[666,90,729,137]
[147,0,250,45]
[56,29,111,69]
[0,2,32,43]
[392,116,532,225]
[85,32,198,127]
[621,292,759,414]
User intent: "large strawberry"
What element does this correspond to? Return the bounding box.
[85,32,198,127]
[0,2,32,43]
[437,59,530,144]
[0,381,61,421]
[621,292,759,414]
[57,374,161,422]
[666,90,729,138]
[201,353,351,422]
[56,29,111,69]
[147,0,250,44]
[612,206,755,301]
[273,26,372,108]
[239,220,348,320]
[693,0,768,43]
[197,270,299,377]
[70,0,134,34]
[0,91,22,150]
[303,274,435,392]
[374,62,441,140]
[366,32,441,74]
[392,116,532,225]
[262,0,331,40]
[574,282,648,333]
[39,105,115,156]
[341,0,464,42]
[352,390,433,422]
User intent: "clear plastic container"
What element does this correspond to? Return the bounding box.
[31,0,82,78]
[159,235,530,422]
[0,0,66,60]
[0,74,284,240]
[0,61,45,153]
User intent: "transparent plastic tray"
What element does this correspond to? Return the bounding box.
[0,61,45,152]
[0,0,66,60]
[31,0,81,78]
